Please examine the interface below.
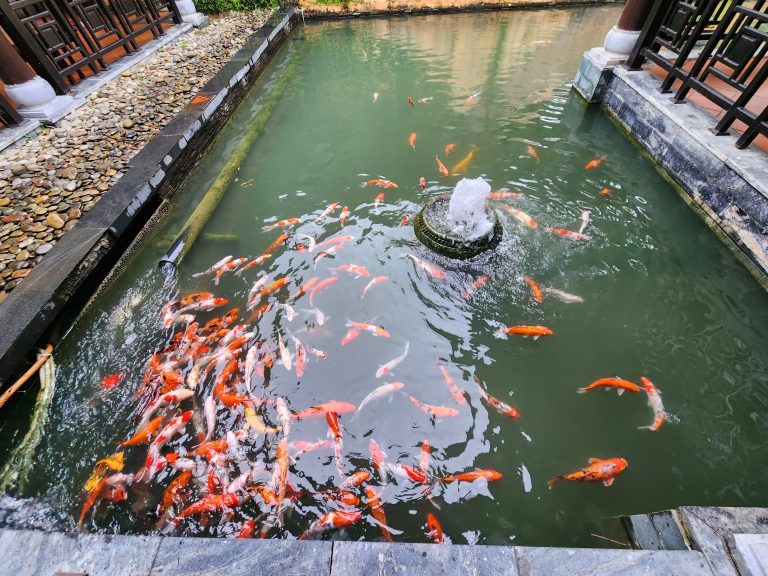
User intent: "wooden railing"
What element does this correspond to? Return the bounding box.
[628,0,768,149]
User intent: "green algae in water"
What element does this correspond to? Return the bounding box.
[3,7,768,547]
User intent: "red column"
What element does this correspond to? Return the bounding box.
[0,31,35,86]
[617,0,656,33]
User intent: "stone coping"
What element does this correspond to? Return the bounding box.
[0,528,715,576]
[0,7,300,387]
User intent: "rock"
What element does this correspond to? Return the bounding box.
[122,118,135,129]
[121,70,133,77]
[60,166,78,179]
[10,164,26,176]
[46,213,65,229]
[0,198,10,207]
[11,269,30,279]
[35,243,53,256]
[15,250,29,262]
[1,214,25,224]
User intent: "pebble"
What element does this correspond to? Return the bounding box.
[0,9,270,301]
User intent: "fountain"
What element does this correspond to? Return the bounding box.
[413,177,502,259]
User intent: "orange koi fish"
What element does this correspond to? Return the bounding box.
[401,214,410,226]
[547,227,590,241]
[79,473,132,526]
[362,179,398,189]
[369,439,389,483]
[524,276,543,303]
[345,320,390,338]
[158,470,192,515]
[407,96,415,107]
[101,371,125,391]
[440,469,503,483]
[419,177,426,190]
[419,441,430,475]
[600,187,612,198]
[214,257,248,285]
[444,143,456,156]
[527,145,539,161]
[474,376,520,418]
[290,276,319,300]
[502,205,537,228]
[309,277,337,305]
[258,277,289,301]
[501,325,553,337]
[251,485,278,506]
[451,145,477,174]
[262,217,300,232]
[409,132,417,150]
[275,437,288,514]
[639,377,666,431]
[488,191,519,200]
[548,457,628,488]
[292,401,356,420]
[316,235,356,252]
[238,518,256,539]
[300,510,362,540]
[332,264,371,279]
[461,275,490,300]
[439,365,466,405]
[340,470,371,489]
[120,416,164,447]
[327,411,345,478]
[290,439,332,454]
[321,490,359,506]
[577,377,641,395]
[362,275,389,299]
[374,192,385,207]
[402,464,427,483]
[341,327,361,346]
[293,336,306,378]
[402,253,446,279]
[435,155,449,177]
[426,512,444,543]
[173,493,240,523]
[340,206,350,225]
[585,155,606,170]
[409,395,459,418]
[466,92,481,105]
[365,486,394,542]
[264,232,289,255]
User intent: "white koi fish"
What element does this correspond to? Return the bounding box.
[355,382,405,415]
[375,342,409,379]
[542,287,584,304]
[579,209,591,235]
[192,255,232,277]
[278,332,291,370]
[203,395,216,442]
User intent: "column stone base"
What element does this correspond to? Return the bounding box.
[572,47,626,104]
[176,0,208,27]
[4,76,75,122]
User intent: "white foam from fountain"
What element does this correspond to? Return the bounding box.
[446,177,493,240]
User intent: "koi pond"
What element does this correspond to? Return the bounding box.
[2,6,768,547]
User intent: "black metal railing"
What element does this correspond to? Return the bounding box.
[0,91,22,128]
[628,0,768,150]
[0,0,181,93]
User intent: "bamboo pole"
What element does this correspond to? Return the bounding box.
[160,54,300,268]
[0,344,53,412]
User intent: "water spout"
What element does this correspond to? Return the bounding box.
[446,177,493,241]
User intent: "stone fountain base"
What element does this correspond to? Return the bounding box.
[413,194,502,259]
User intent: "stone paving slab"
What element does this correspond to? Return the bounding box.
[515,546,714,576]
[151,536,332,576]
[734,534,768,576]
[0,529,162,576]
[330,541,517,575]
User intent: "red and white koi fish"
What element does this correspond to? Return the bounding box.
[340,470,370,489]
[346,319,390,338]
[138,388,193,429]
[282,303,298,322]
[235,253,271,276]
[585,155,606,170]
[308,347,326,360]
[548,457,627,488]
[327,411,345,478]
[500,325,553,338]
[369,439,389,484]
[316,235,355,252]
[173,297,229,319]
[639,377,666,431]
[313,245,344,268]
[409,395,459,418]
[401,214,410,226]
[262,217,300,232]
[503,205,537,228]
[579,209,591,235]
[524,276,543,303]
[366,486,394,542]
[417,97,433,104]
[315,202,339,223]
[426,512,444,543]
[362,275,389,299]
[300,510,361,540]
[374,192,385,207]
[376,342,409,378]
[578,377,641,396]
[435,155,449,177]
[293,401,356,420]
[340,206,350,225]
[547,227,590,241]
[145,411,193,478]
[466,92,481,105]
[474,376,520,418]
[527,145,539,161]
[238,518,256,539]
[290,439,332,454]
[439,365,466,405]
[419,177,427,190]
[461,275,490,300]
[332,264,371,279]
[275,397,293,437]
[440,469,503,483]
[488,191,519,200]
[292,336,306,378]
[543,287,584,304]
[309,277,337,305]
[214,258,248,285]
[362,179,398,189]
[120,416,164,447]
[277,332,291,370]
[297,234,317,253]
[408,132,417,150]
[357,382,405,414]
[402,253,446,279]
[101,371,125,391]
[192,256,233,278]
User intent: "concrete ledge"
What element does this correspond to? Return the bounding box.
[599,66,768,283]
[0,6,299,387]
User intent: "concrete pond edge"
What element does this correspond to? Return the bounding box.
[0,6,300,387]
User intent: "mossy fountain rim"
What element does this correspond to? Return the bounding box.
[413,194,502,259]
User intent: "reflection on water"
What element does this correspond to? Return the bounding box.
[3,7,768,547]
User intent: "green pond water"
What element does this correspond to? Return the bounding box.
[3,6,768,547]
